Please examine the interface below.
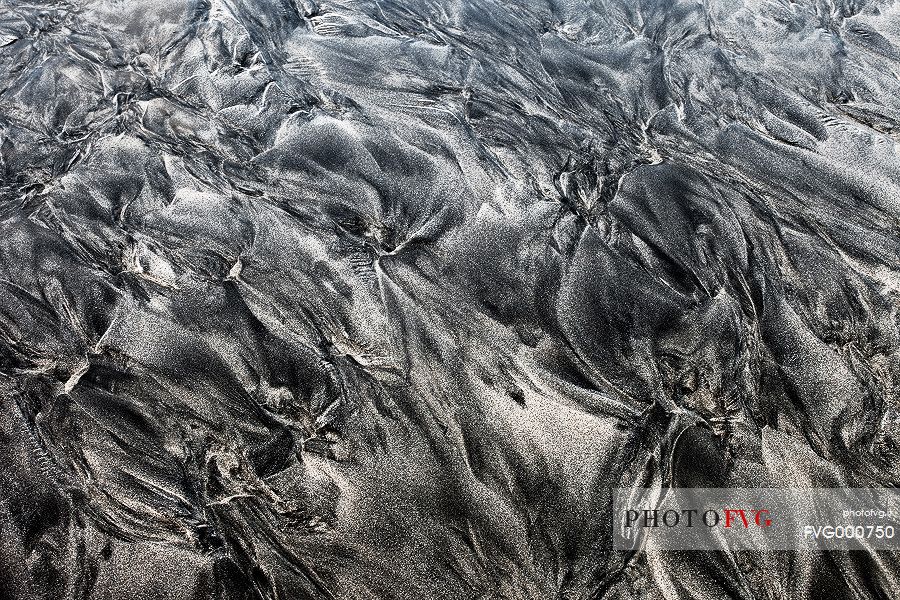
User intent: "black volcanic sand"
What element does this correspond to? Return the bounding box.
[1,0,900,598]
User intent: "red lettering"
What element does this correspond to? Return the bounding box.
[724,509,749,528]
